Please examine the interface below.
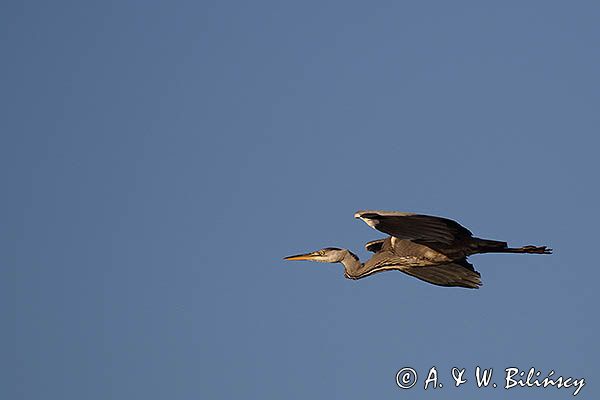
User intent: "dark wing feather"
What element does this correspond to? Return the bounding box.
[356,211,473,245]
[400,260,481,289]
[364,239,386,253]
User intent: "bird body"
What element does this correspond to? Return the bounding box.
[284,210,551,289]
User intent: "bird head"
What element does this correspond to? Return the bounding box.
[284,247,348,263]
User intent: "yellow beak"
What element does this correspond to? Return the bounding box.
[283,252,316,261]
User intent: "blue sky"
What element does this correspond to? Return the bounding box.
[4,1,599,399]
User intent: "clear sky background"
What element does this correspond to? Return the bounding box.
[4,1,599,399]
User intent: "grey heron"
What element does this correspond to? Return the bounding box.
[284,210,551,289]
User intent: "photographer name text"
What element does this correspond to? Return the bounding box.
[395,366,585,396]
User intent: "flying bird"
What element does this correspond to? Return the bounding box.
[284,210,551,289]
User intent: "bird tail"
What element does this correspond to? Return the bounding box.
[473,238,552,254]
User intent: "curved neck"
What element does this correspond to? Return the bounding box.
[340,250,364,279]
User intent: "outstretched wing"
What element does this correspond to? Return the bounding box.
[355,252,481,289]
[400,260,481,289]
[355,210,473,246]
